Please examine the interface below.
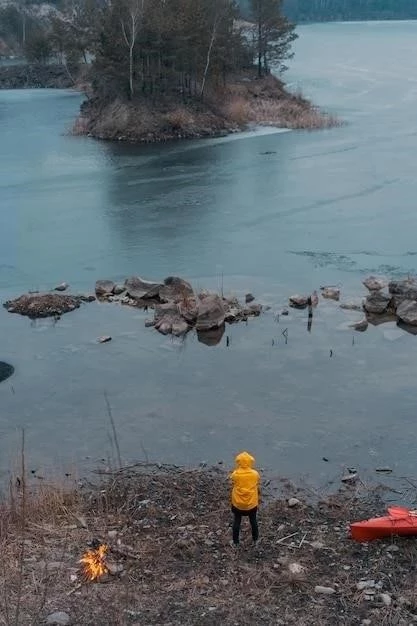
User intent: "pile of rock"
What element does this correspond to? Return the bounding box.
[95,275,263,337]
[3,293,95,319]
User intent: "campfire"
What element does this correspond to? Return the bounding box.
[80,543,109,581]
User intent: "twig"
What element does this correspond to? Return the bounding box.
[298,532,308,548]
[276,531,298,544]
[67,582,83,596]
[104,392,122,470]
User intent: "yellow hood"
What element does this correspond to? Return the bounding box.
[235,451,255,469]
[230,451,259,511]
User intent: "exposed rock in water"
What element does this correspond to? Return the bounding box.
[3,293,94,319]
[321,287,340,301]
[289,295,308,309]
[396,299,417,326]
[197,325,225,346]
[340,301,363,311]
[0,362,14,383]
[350,319,368,332]
[159,276,194,303]
[124,276,162,300]
[98,336,112,343]
[245,293,255,303]
[54,282,69,292]
[388,278,417,298]
[95,280,116,297]
[195,294,225,331]
[154,302,189,336]
[363,292,392,314]
[363,276,386,292]
[113,284,125,295]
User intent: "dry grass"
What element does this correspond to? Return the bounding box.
[2,464,417,625]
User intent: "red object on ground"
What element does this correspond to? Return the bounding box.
[350,506,417,542]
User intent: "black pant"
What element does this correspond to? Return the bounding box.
[232,505,258,544]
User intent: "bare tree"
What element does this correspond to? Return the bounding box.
[121,0,143,98]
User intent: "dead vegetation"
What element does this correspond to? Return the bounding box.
[2,462,417,625]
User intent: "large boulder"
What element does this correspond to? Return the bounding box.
[396,299,417,326]
[153,302,189,336]
[363,292,392,314]
[321,287,340,301]
[195,294,225,331]
[197,325,225,346]
[95,280,116,297]
[363,276,386,292]
[124,276,162,300]
[159,276,194,303]
[289,294,308,309]
[388,278,417,298]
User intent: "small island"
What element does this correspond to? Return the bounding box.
[0,0,337,141]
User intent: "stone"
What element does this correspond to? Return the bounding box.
[380,593,392,606]
[245,293,255,303]
[3,293,89,319]
[0,362,14,384]
[314,585,336,595]
[197,326,225,346]
[46,611,70,625]
[341,473,358,483]
[288,563,304,575]
[363,276,386,291]
[246,303,262,316]
[361,621,371,625]
[108,530,118,539]
[350,318,368,332]
[340,301,363,311]
[289,294,308,309]
[357,580,375,591]
[95,280,116,297]
[363,292,392,314]
[288,497,301,508]
[281,308,289,316]
[389,278,417,299]
[124,276,162,300]
[397,299,417,326]
[107,561,124,575]
[144,319,155,328]
[386,544,399,552]
[171,319,189,336]
[321,287,340,301]
[159,276,194,303]
[310,541,325,549]
[195,294,225,331]
[98,336,112,343]
[113,284,125,295]
[54,282,69,292]
[154,302,187,336]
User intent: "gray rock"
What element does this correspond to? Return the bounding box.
[340,301,363,311]
[389,278,417,299]
[380,592,392,606]
[95,280,116,297]
[246,303,262,316]
[310,540,325,549]
[107,561,124,575]
[154,302,188,336]
[289,294,308,309]
[195,294,225,331]
[314,585,336,595]
[287,497,301,508]
[46,612,70,626]
[245,293,255,303]
[197,326,225,346]
[364,292,392,314]
[171,319,189,336]
[341,473,358,483]
[357,580,375,591]
[124,276,162,300]
[363,275,386,291]
[397,299,417,326]
[350,318,368,332]
[159,276,194,303]
[144,319,155,328]
[54,282,69,292]
[386,544,399,552]
[113,284,125,296]
[321,287,340,301]
[98,336,112,344]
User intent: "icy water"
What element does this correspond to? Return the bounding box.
[2,21,417,484]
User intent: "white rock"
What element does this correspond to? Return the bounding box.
[361,620,371,625]
[314,585,336,595]
[310,541,325,549]
[108,530,118,539]
[288,562,304,575]
[98,336,112,344]
[54,282,69,292]
[357,580,375,591]
[288,497,301,508]
[380,593,392,606]
[341,473,358,483]
[46,612,70,626]
[386,544,399,552]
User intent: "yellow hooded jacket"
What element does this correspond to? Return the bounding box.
[230,451,260,511]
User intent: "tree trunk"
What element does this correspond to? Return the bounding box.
[200,17,218,98]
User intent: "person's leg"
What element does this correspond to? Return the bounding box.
[232,506,242,545]
[249,507,259,542]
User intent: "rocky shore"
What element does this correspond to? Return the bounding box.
[0,64,76,89]
[1,463,417,625]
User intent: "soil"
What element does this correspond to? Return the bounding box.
[2,464,417,625]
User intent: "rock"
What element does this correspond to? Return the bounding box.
[397,299,417,326]
[95,280,116,297]
[154,302,183,335]
[376,467,392,473]
[288,563,304,575]
[363,276,386,291]
[108,530,118,539]
[341,473,358,483]
[171,319,189,337]
[107,561,124,575]
[310,541,325,549]
[178,296,198,323]
[350,318,368,332]
[311,290,319,307]
[124,276,162,300]
[46,611,70,625]
[113,284,125,296]
[386,544,399,552]
[195,294,225,331]
[361,620,371,625]
[389,278,417,299]
[340,301,363,311]
[0,362,14,384]
[314,585,336,595]
[197,326,225,346]
[98,336,112,344]
[363,292,392,314]
[281,308,289,316]
[289,294,308,309]
[288,497,301,508]
[159,276,194,303]
[321,287,340,301]
[357,580,375,591]
[144,319,155,328]
[54,282,68,292]
[380,593,392,606]
[246,303,262,316]
[3,293,90,319]
[245,293,255,303]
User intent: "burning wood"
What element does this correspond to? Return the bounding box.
[79,543,109,581]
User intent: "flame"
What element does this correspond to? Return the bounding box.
[79,544,109,581]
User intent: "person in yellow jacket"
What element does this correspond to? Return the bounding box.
[230,451,260,546]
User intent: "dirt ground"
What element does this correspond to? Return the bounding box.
[1,464,417,625]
